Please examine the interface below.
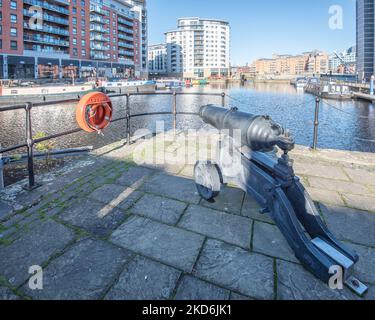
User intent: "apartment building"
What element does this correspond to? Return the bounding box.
[148,43,167,76]
[162,17,230,79]
[0,0,148,80]
[328,46,356,73]
[356,0,375,81]
[251,51,328,76]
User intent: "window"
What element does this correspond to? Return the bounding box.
[72,38,77,45]
[73,48,78,56]
[0,39,2,49]
[81,39,85,46]
[10,0,16,9]
[72,17,77,25]
[10,27,17,36]
[82,30,85,36]
[72,7,76,14]
[81,0,85,6]
[10,40,17,50]
[10,14,17,23]
[72,27,77,35]
[81,10,85,17]
[81,20,85,27]
[0,25,2,34]
[82,49,86,56]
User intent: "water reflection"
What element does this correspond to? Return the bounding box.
[0,82,374,154]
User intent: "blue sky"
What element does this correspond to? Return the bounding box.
[148,0,356,65]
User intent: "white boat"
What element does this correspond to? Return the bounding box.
[102,80,156,88]
[294,77,308,89]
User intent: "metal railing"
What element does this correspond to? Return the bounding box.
[0,91,226,191]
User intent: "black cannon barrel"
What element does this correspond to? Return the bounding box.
[199,104,295,152]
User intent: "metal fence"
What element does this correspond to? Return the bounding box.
[0,91,226,190]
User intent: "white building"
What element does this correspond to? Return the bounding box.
[329,46,356,73]
[148,44,168,76]
[164,17,230,79]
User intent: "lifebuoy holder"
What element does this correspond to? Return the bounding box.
[76,92,113,133]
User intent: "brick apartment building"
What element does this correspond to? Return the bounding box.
[0,0,148,80]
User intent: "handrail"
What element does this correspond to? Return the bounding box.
[0,91,226,190]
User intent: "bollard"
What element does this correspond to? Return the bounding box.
[312,97,320,150]
[173,92,177,133]
[126,94,131,145]
[0,144,4,190]
[221,92,226,107]
[24,102,39,190]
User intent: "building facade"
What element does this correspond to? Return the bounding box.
[356,0,375,81]
[328,46,356,74]
[162,17,230,79]
[0,0,147,80]
[250,51,329,76]
[148,43,167,76]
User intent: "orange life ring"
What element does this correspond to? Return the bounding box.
[76,92,112,133]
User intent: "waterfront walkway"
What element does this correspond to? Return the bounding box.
[0,131,374,300]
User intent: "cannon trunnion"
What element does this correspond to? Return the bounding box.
[194,105,368,296]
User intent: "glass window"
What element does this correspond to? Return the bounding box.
[73,48,78,56]
[72,17,77,25]
[82,49,86,56]
[10,27,17,36]
[81,39,85,46]
[10,40,17,50]
[10,14,17,23]
[0,39,2,49]
[81,0,85,6]
[81,9,85,17]
[10,0,16,9]
[72,27,77,35]
[72,38,77,45]
[72,7,76,14]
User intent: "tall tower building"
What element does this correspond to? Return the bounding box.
[356,0,375,81]
[164,17,230,79]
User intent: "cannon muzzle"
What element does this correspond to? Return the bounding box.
[199,104,295,152]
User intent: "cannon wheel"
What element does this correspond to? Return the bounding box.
[194,161,221,201]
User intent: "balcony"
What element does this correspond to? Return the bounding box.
[90,15,107,24]
[118,26,134,35]
[24,34,69,47]
[91,53,110,60]
[23,0,70,16]
[118,34,133,42]
[23,10,69,26]
[90,34,109,42]
[118,18,134,27]
[90,5,105,15]
[119,49,134,56]
[90,25,108,33]
[90,44,109,51]
[23,22,69,36]
[118,42,134,49]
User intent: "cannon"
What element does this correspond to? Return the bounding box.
[194,105,368,296]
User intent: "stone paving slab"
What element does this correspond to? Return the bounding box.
[199,186,245,215]
[130,194,187,225]
[140,174,201,204]
[0,201,13,222]
[307,176,372,196]
[174,275,230,300]
[21,239,133,300]
[0,286,20,300]
[343,168,375,187]
[344,242,375,285]
[106,256,181,300]
[342,194,375,213]
[306,188,345,207]
[115,166,157,188]
[0,220,75,287]
[110,216,205,272]
[252,221,299,263]
[241,195,274,224]
[321,205,375,247]
[276,260,359,300]
[194,239,274,300]
[59,198,128,237]
[293,163,349,181]
[178,205,252,249]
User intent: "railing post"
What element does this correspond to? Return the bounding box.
[221,92,226,107]
[24,102,39,190]
[173,91,177,134]
[312,97,320,150]
[126,93,131,145]
[0,144,4,190]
